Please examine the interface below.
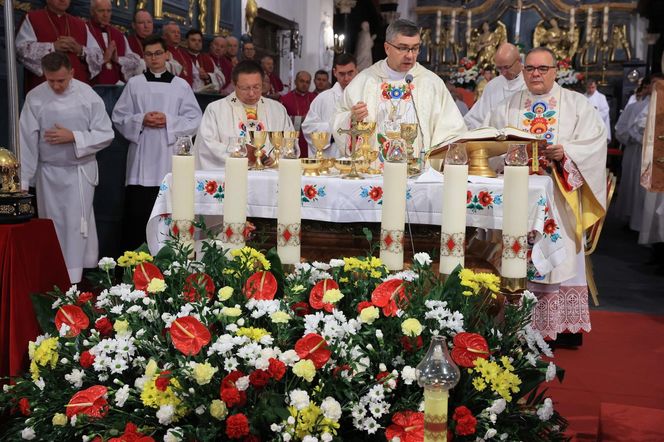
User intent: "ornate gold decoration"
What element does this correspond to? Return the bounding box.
[533,18,579,61]
[277,223,301,247]
[468,21,507,70]
[153,0,163,19]
[212,0,221,35]
[500,276,527,293]
[245,0,258,35]
[579,27,602,66]
[609,24,631,62]
[198,0,207,33]
[0,148,20,193]
[0,0,31,12]
[380,229,404,253]
[187,0,195,26]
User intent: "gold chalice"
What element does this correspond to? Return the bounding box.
[268,131,284,169]
[247,130,268,170]
[400,123,420,175]
[355,121,376,152]
[301,158,321,176]
[310,131,331,174]
[363,148,380,174]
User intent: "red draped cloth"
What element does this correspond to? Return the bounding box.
[281,90,317,158]
[167,45,193,86]
[127,34,143,57]
[0,219,70,378]
[87,21,128,85]
[24,9,91,92]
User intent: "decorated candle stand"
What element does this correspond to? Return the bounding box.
[219,137,249,253]
[277,139,302,265]
[170,136,195,256]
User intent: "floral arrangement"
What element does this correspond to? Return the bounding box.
[555,58,583,86]
[1,240,567,441]
[451,58,480,87]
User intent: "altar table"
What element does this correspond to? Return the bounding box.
[147,169,567,282]
[0,219,70,378]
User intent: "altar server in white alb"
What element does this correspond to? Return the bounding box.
[584,79,612,142]
[112,35,201,251]
[19,52,113,283]
[195,60,293,169]
[302,53,358,158]
[334,19,466,158]
[489,47,607,339]
[465,42,525,130]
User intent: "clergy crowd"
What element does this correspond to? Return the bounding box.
[13,0,663,344]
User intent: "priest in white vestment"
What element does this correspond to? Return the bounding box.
[302,54,358,158]
[112,36,202,250]
[19,52,113,283]
[195,60,294,170]
[490,47,607,339]
[334,19,466,160]
[465,43,525,130]
[584,79,612,142]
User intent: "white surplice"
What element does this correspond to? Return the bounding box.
[334,59,466,158]
[19,79,114,283]
[302,82,344,158]
[614,98,650,230]
[585,90,612,142]
[490,82,608,338]
[464,73,525,130]
[194,93,294,170]
[112,71,202,186]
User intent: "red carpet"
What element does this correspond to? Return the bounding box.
[546,310,664,441]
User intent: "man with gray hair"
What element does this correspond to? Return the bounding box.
[334,19,466,159]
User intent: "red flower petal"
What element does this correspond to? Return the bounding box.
[244,271,277,300]
[54,305,90,337]
[183,272,215,302]
[294,333,331,369]
[169,316,211,356]
[132,262,164,292]
[451,332,489,368]
[385,410,425,442]
[66,385,109,418]
[309,279,339,312]
[371,279,409,317]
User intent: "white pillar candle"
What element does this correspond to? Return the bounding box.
[380,161,408,271]
[500,166,529,278]
[435,10,442,45]
[602,6,609,42]
[450,10,456,44]
[277,158,302,264]
[515,0,522,42]
[439,164,468,276]
[220,157,248,252]
[466,10,472,43]
[586,7,593,43]
[570,7,575,35]
[171,155,195,254]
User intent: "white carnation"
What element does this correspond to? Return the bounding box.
[536,398,554,421]
[320,397,342,421]
[21,427,36,440]
[157,405,175,425]
[289,389,310,410]
[545,362,557,382]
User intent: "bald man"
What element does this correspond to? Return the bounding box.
[464,42,525,129]
[162,21,193,86]
[209,36,232,89]
[281,70,316,157]
[226,36,240,66]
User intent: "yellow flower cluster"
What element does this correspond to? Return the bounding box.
[286,403,339,439]
[29,337,59,381]
[343,256,384,278]
[401,318,423,337]
[322,289,344,304]
[230,247,271,271]
[270,311,291,324]
[458,268,501,296]
[359,306,380,324]
[140,374,185,418]
[236,327,270,342]
[117,251,153,267]
[292,359,316,382]
[147,278,167,294]
[471,356,522,402]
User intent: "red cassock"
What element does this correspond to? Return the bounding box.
[210,54,233,89]
[87,21,128,85]
[23,9,91,92]
[186,52,217,82]
[268,72,284,94]
[168,45,194,86]
[127,34,143,57]
[281,90,317,158]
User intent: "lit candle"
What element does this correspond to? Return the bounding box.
[515,0,522,42]
[277,159,302,265]
[220,157,248,252]
[586,7,593,43]
[380,161,408,271]
[439,144,468,277]
[435,10,442,45]
[450,10,456,44]
[570,7,575,35]
[501,146,529,280]
[466,10,472,44]
[602,6,609,42]
[172,154,195,254]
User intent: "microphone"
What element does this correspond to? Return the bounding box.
[404,74,425,148]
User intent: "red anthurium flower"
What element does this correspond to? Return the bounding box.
[132,262,163,292]
[18,397,30,416]
[183,272,215,302]
[291,301,312,317]
[309,279,339,312]
[54,305,90,337]
[65,385,109,418]
[108,422,156,442]
[371,279,409,317]
[451,332,489,368]
[453,405,477,436]
[385,410,425,442]
[169,316,211,356]
[244,271,277,300]
[295,333,331,369]
[225,413,250,439]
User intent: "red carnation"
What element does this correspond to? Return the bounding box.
[155,371,171,392]
[400,335,424,353]
[243,435,261,442]
[332,364,352,379]
[295,333,331,369]
[453,406,477,436]
[249,369,270,389]
[225,413,250,439]
[221,371,247,407]
[451,332,489,368]
[80,350,96,368]
[267,358,286,381]
[291,301,312,317]
[18,397,30,416]
[385,410,424,442]
[76,291,94,305]
[356,300,373,313]
[95,317,113,336]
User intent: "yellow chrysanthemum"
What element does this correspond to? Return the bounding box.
[147,278,166,294]
[140,374,186,418]
[29,337,59,381]
[230,246,271,271]
[471,357,522,402]
[286,403,339,439]
[401,318,423,337]
[322,289,344,304]
[236,327,270,342]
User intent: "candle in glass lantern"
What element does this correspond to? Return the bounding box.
[221,156,248,252]
[501,143,529,281]
[439,144,468,277]
[602,6,609,42]
[277,158,302,265]
[380,136,408,271]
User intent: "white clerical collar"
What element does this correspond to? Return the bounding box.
[150,69,167,78]
[383,61,409,81]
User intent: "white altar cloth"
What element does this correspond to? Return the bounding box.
[147,170,567,282]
